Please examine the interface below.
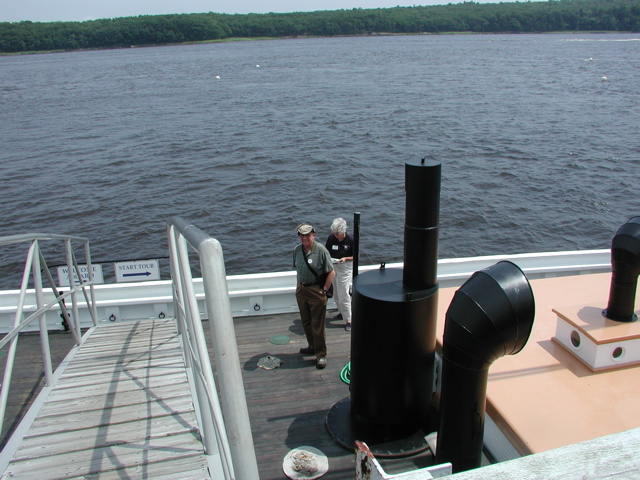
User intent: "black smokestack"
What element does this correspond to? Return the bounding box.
[403,158,440,290]
[348,160,440,440]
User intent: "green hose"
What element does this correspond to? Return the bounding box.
[339,361,351,384]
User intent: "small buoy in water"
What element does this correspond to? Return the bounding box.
[256,64,260,68]
[215,75,221,80]
[601,76,608,82]
[585,57,593,61]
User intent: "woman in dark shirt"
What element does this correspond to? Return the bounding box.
[325,218,354,331]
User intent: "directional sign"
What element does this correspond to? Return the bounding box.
[115,260,160,283]
[57,264,104,286]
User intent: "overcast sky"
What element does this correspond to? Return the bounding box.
[0,0,508,23]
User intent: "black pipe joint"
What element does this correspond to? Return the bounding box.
[436,261,535,473]
[444,261,535,367]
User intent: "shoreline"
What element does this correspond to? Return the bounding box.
[0,30,627,56]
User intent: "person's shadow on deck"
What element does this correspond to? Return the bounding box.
[287,318,304,336]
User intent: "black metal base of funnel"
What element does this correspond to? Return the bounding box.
[325,397,430,458]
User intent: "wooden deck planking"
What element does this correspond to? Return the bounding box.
[13,420,201,461]
[44,372,190,402]
[65,345,184,365]
[5,432,208,479]
[23,399,197,437]
[35,387,193,417]
[1,318,211,480]
[30,388,193,417]
[52,367,189,394]
[229,310,435,480]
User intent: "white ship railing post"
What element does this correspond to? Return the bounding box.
[167,225,189,353]
[32,240,53,386]
[175,229,235,478]
[0,241,36,434]
[65,238,84,336]
[198,235,260,480]
[83,240,98,326]
[169,217,259,480]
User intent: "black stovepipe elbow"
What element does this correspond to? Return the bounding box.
[604,216,640,322]
[435,261,535,473]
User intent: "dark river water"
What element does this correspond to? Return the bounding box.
[1,33,639,287]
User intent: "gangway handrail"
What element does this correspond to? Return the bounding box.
[0,233,98,438]
[0,232,91,247]
[168,216,259,480]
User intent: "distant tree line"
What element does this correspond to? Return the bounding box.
[1,0,638,53]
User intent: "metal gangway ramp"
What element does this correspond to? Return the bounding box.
[0,221,259,479]
[2,318,213,479]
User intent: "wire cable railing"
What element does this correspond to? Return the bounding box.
[0,233,98,437]
[167,217,259,480]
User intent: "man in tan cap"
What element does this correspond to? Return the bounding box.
[292,223,335,369]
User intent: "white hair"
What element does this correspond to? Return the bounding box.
[331,217,347,234]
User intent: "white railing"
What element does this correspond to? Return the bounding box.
[0,234,98,437]
[167,217,259,480]
[0,248,611,332]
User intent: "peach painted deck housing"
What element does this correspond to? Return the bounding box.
[436,272,640,456]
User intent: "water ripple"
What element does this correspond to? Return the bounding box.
[0,34,638,288]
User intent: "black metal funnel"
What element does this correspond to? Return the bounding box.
[326,159,441,457]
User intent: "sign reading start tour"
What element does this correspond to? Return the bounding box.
[114,260,160,283]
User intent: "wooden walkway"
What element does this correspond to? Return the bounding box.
[1,319,212,479]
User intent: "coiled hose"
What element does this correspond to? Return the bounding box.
[340,362,351,384]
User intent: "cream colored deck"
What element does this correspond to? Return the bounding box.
[1,319,211,480]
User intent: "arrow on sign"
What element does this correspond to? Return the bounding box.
[123,272,153,277]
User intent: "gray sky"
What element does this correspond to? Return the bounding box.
[0,0,506,23]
